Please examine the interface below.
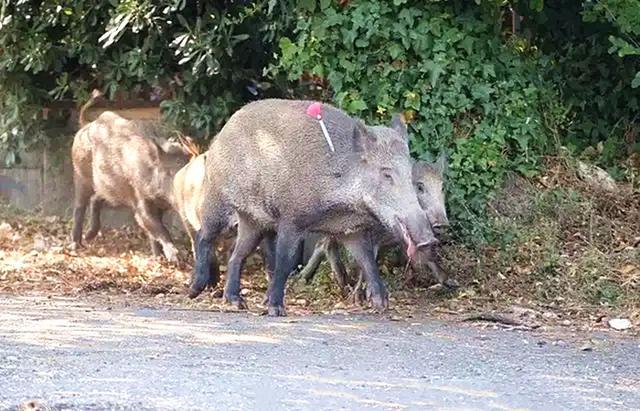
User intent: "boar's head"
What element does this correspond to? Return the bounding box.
[412,154,449,232]
[352,115,438,260]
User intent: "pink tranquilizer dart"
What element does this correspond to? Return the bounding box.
[306,102,335,152]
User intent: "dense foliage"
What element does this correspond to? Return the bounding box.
[521,0,640,179]
[0,0,638,242]
[0,0,294,161]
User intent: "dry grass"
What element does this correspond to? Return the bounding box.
[440,156,640,324]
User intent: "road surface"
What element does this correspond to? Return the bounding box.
[0,295,639,410]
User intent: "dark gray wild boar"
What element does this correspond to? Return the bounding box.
[71,90,198,261]
[299,155,457,296]
[191,99,438,316]
[173,152,304,288]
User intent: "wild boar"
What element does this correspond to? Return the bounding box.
[173,153,208,257]
[70,90,198,261]
[190,99,437,316]
[299,155,458,297]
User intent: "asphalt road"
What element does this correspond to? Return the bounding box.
[0,295,639,411]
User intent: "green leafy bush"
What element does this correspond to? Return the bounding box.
[520,1,640,177]
[271,0,558,241]
[0,0,295,164]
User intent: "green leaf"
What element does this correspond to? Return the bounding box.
[298,0,316,12]
[423,60,444,88]
[348,99,367,112]
[268,0,278,14]
[632,72,640,89]
[389,43,404,59]
[320,0,331,10]
[529,0,543,12]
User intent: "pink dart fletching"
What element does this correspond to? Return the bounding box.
[306,102,322,119]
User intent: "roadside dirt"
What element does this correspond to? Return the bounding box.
[0,201,637,338]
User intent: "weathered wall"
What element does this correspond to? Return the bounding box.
[0,146,184,229]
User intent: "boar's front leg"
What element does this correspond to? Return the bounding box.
[133,201,178,263]
[342,232,388,311]
[223,216,264,309]
[418,246,459,289]
[265,225,304,316]
[349,241,380,305]
[324,238,350,295]
[84,196,104,242]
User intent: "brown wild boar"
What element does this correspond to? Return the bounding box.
[173,153,208,256]
[70,90,198,261]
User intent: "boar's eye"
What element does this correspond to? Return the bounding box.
[416,182,425,193]
[380,167,396,184]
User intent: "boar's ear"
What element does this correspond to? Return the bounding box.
[433,151,448,177]
[351,120,374,158]
[390,114,408,140]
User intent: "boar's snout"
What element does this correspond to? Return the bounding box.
[431,214,449,234]
[395,215,438,261]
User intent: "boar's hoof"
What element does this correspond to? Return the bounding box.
[443,278,460,289]
[369,292,389,312]
[163,245,179,263]
[224,294,247,310]
[84,229,99,242]
[267,304,287,317]
[350,288,367,306]
[69,241,84,251]
[188,288,202,299]
[188,281,206,299]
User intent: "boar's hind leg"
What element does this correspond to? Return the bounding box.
[342,233,388,311]
[223,216,264,309]
[266,226,304,317]
[190,206,229,298]
[71,178,93,246]
[133,202,178,263]
[84,196,104,242]
[260,232,276,283]
[149,237,163,257]
[299,238,327,283]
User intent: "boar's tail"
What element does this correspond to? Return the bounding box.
[177,134,201,159]
[78,89,103,128]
